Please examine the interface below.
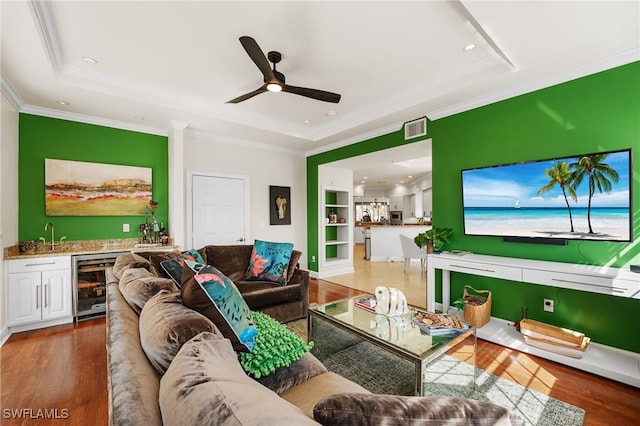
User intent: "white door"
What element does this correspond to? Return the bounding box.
[191,173,248,247]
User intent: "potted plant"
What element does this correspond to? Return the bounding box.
[414,227,453,253]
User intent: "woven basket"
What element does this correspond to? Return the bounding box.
[462,285,491,327]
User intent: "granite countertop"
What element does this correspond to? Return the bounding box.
[4,238,177,260]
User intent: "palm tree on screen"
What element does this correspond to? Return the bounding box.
[538,161,577,232]
[570,154,619,234]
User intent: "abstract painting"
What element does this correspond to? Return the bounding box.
[45,159,152,216]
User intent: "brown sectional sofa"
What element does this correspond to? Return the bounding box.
[198,244,308,323]
[106,248,524,425]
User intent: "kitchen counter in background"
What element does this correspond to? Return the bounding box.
[362,225,431,261]
[4,238,177,259]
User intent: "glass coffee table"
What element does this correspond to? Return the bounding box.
[309,295,476,396]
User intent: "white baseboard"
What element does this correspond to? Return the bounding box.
[0,325,11,347]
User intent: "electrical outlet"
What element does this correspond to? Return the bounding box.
[544,298,554,312]
[123,223,130,233]
[311,255,316,263]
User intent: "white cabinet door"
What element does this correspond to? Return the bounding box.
[42,269,72,320]
[7,272,41,326]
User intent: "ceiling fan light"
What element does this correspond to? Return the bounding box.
[266,82,282,92]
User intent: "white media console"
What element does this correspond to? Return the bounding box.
[426,252,640,387]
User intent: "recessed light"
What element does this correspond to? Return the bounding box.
[303,119,311,124]
[400,181,405,184]
[83,57,98,64]
[360,181,365,184]
[408,175,413,179]
[134,115,145,121]
[463,44,476,52]
[327,110,337,116]
[56,100,69,106]
[363,176,368,179]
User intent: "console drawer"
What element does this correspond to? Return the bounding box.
[444,259,522,281]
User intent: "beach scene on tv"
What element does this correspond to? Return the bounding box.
[462,150,631,241]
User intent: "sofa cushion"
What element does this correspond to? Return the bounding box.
[280,372,370,419]
[180,260,257,352]
[139,290,221,376]
[287,249,303,282]
[202,244,254,282]
[159,249,204,287]
[119,268,177,314]
[112,252,153,280]
[245,240,294,285]
[236,280,301,309]
[238,311,313,379]
[312,393,525,426]
[159,332,318,426]
[143,251,180,277]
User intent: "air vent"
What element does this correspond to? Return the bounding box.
[404,118,427,140]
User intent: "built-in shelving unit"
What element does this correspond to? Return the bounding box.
[320,186,353,277]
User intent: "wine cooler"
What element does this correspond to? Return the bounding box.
[72,252,128,320]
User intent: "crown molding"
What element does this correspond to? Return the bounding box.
[305,121,403,157]
[0,72,25,111]
[29,0,64,72]
[21,104,168,136]
[428,48,640,121]
[184,127,304,156]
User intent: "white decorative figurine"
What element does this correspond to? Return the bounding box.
[374,286,410,316]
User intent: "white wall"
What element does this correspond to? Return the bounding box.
[184,134,308,268]
[1,92,19,343]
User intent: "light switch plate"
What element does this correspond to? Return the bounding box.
[123,223,130,232]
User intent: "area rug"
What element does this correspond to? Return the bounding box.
[286,318,585,426]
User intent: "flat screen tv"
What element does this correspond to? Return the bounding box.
[461,148,633,243]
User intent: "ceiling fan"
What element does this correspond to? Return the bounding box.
[226,36,341,104]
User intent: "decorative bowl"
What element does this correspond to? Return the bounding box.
[19,240,38,253]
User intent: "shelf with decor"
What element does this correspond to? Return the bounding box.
[320,186,353,275]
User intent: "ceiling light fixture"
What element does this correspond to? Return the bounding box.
[83,57,98,64]
[266,82,282,92]
[463,44,476,52]
[56,100,69,105]
[303,119,311,124]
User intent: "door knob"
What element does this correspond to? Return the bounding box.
[237,237,245,242]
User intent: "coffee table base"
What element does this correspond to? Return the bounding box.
[309,312,476,396]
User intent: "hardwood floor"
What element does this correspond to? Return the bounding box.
[1,269,638,425]
[312,278,640,426]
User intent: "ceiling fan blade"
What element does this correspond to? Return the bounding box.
[226,86,267,104]
[239,36,275,81]
[284,84,341,103]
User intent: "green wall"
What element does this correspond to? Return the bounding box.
[19,114,168,242]
[307,62,640,352]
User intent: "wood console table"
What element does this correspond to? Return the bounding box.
[426,252,640,387]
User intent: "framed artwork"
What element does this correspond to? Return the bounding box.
[45,158,152,216]
[269,185,291,225]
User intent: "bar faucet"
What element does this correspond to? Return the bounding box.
[44,222,55,250]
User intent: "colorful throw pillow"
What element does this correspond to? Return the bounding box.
[181,260,257,352]
[238,312,313,379]
[245,240,294,285]
[160,249,204,288]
